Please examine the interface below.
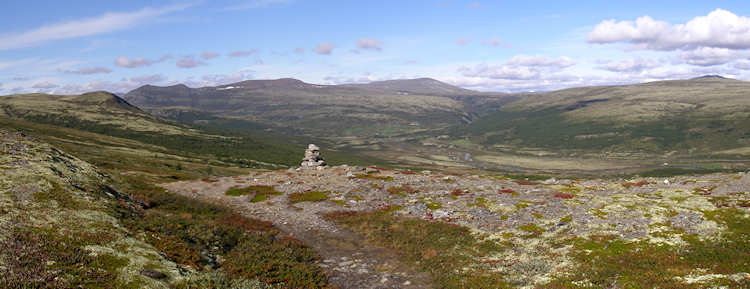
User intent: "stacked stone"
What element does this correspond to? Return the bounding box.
[300,144,326,169]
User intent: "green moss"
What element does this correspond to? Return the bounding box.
[518,223,545,238]
[514,203,529,210]
[421,199,442,210]
[468,197,488,208]
[355,174,394,181]
[560,215,572,223]
[591,208,608,219]
[226,185,280,196]
[288,191,331,204]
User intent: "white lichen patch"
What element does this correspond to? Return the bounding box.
[86,237,189,288]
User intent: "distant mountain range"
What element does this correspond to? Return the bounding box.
[123,78,515,137]
[3,75,750,167]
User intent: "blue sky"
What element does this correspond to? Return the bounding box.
[2,0,750,94]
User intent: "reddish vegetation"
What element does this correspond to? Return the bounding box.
[695,185,717,195]
[554,192,574,199]
[451,189,469,197]
[387,184,418,195]
[498,189,516,194]
[512,180,539,185]
[622,181,651,188]
[399,170,417,175]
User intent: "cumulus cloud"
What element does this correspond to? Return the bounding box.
[456,37,471,46]
[0,3,193,50]
[588,9,750,51]
[114,55,171,68]
[293,47,305,54]
[313,42,336,55]
[457,54,578,90]
[64,66,112,75]
[597,58,661,72]
[201,51,219,59]
[679,47,743,66]
[228,49,259,57]
[176,55,206,68]
[355,38,383,51]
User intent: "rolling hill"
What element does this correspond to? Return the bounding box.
[123,78,515,138]
[459,76,750,159]
[0,91,302,168]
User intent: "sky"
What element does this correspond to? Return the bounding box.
[3,0,750,94]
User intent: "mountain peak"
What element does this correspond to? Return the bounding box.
[218,78,311,90]
[347,78,476,95]
[692,75,728,80]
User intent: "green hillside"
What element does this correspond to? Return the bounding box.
[459,77,750,159]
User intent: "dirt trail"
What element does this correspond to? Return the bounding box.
[160,169,432,289]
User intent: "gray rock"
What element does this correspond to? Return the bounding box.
[300,143,327,169]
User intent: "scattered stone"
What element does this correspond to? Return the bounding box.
[300,144,327,169]
[364,167,379,174]
[140,269,167,279]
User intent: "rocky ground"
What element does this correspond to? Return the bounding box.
[161,165,750,288]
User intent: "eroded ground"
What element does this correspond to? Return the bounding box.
[161,166,750,288]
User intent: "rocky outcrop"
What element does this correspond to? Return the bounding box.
[300,144,326,169]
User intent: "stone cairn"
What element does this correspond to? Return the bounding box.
[300,144,326,169]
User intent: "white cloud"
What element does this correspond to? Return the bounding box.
[506,54,576,68]
[130,74,165,84]
[313,42,336,55]
[176,55,206,68]
[64,66,112,75]
[114,55,171,68]
[588,9,750,51]
[293,47,305,54]
[323,74,378,84]
[733,59,750,70]
[0,3,193,50]
[356,38,383,51]
[679,47,743,66]
[458,64,540,80]
[228,49,259,57]
[200,51,219,59]
[32,81,58,89]
[597,57,661,72]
